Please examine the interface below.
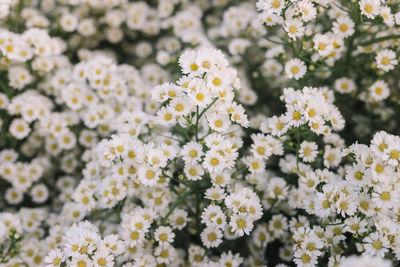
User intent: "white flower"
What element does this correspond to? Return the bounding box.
[257,0,285,14]
[92,249,114,267]
[154,226,175,245]
[246,156,266,175]
[363,232,389,257]
[60,13,78,32]
[267,177,288,200]
[156,106,176,126]
[44,248,65,267]
[285,58,307,80]
[259,11,284,26]
[313,34,334,57]
[333,16,355,38]
[339,255,391,267]
[168,209,189,230]
[323,145,342,168]
[380,6,394,26]
[5,187,23,205]
[201,227,223,248]
[293,251,318,267]
[298,0,317,22]
[9,118,30,139]
[181,142,203,164]
[334,77,356,94]
[372,184,399,210]
[284,18,305,40]
[343,217,368,235]
[368,80,390,102]
[8,66,33,90]
[69,254,92,267]
[359,0,381,19]
[169,97,194,117]
[204,186,226,201]
[30,183,49,203]
[179,50,204,77]
[217,251,243,267]
[201,204,227,229]
[137,164,161,187]
[154,244,178,265]
[184,163,204,181]
[335,193,357,216]
[229,213,254,236]
[203,150,226,173]
[376,49,397,72]
[299,141,318,162]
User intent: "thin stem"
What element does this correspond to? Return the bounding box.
[195,106,199,142]
[195,98,218,142]
[0,231,22,264]
[199,129,214,141]
[161,190,192,225]
[264,36,287,46]
[153,131,182,143]
[358,34,400,47]
[0,77,12,99]
[198,98,218,120]
[295,130,300,171]
[321,222,344,226]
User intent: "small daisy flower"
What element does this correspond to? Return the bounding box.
[299,141,318,162]
[359,0,381,19]
[375,49,397,72]
[285,58,307,80]
[229,213,254,236]
[154,226,175,245]
[201,227,223,248]
[333,16,355,38]
[284,18,305,40]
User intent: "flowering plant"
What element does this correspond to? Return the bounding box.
[0,0,400,267]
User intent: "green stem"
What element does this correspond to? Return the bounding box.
[161,190,192,225]
[198,98,218,120]
[194,98,218,142]
[0,231,22,264]
[0,77,12,99]
[195,106,200,142]
[358,34,400,47]
[264,36,287,46]
[322,222,344,226]
[295,130,300,171]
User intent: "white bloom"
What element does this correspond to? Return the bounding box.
[285,58,307,80]
[333,16,355,37]
[229,213,254,236]
[339,255,391,267]
[299,141,318,162]
[9,118,30,139]
[284,18,305,40]
[201,227,223,248]
[376,49,397,72]
[359,0,381,19]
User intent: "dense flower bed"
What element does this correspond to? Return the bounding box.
[0,0,400,266]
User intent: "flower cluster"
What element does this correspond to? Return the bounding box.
[1,0,400,267]
[288,130,400,265]
[260,86,345,137]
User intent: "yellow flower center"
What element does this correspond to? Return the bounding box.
[291,66,299,74]
[381,57,390,65]
[190,63,198,71]
[381,192,390,201]
[146,170,155,179]
[213,78,222,86]
[236,219,246,228]
[364,4,373,14]
[339,24,348,32]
